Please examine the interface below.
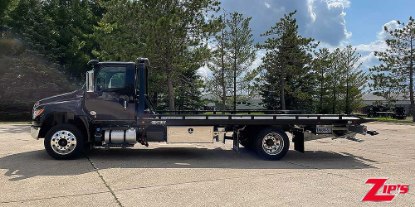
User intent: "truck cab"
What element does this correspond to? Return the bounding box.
[31,58,151,158]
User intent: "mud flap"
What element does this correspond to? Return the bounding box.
[293,128,304,153]
[232,128,239,152]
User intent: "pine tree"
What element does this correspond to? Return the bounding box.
[370,17,415,121]
[312,48,332,113]
[206,12,229,110]
[0,0,12,26]
[7,0,101,77]
[226,12,256,111]
[206,12,256,110]
[313,47,366,114]
[341,46,366,114]
[258,11,317,111]
[94,0,220,110]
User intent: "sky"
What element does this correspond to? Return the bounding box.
[203,0,415,76]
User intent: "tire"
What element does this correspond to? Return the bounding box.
[254,128,289,160]
[44,124,85,160]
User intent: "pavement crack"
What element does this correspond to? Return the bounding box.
[86,156,123,207]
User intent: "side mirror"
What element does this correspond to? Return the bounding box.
[86,70,94,92]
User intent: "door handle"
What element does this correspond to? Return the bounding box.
[123,100,127,110]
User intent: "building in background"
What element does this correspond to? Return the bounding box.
[361,93,411,115]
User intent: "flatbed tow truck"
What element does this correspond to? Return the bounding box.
[31,58,377,160]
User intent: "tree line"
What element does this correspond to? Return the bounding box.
[1,0,414,120]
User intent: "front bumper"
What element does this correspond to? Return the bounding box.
[31,126,40,139]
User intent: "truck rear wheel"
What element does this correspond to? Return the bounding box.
[44,124,85,160]
[254,128,289,160]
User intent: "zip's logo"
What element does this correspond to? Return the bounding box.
[362,178,409,202]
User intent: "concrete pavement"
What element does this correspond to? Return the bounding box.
[0,123,414,206]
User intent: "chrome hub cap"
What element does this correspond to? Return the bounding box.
[51,130,77,155]
[262,132,284,155]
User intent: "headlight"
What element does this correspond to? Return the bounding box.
[33,108,45,119]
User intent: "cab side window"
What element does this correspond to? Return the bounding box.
[96,67,127,91]
[108,73,126,89]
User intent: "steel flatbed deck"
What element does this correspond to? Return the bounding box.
[141,114,370,126]
[92,114,371,127]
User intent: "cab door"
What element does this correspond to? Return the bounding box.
[84,64,136,121]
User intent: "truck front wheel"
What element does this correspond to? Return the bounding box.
[44,124,85,160]
[254,128,289,160]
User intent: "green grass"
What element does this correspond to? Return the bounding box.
[372,116,414,125]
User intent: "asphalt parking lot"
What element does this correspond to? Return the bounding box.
[0,122,414,206]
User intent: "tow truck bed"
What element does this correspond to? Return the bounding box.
[143,114,370,126]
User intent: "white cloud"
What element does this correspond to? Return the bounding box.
[197,65,212,77]
[354,20,402,72]
[359,51,378,72]
[326,0,350,8]
[264,2,271,9]
[377,20,401,40]
[250,50,266,70]
[221,0,351,46]
[356,20,400,53]
[305,0,351,45]
[354,39,387,54]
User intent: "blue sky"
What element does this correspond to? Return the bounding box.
[346,0,415,45]
[211,0,415,74]
[220,0,414,46]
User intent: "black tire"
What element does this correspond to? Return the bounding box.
[254,128,289,160]
[44,124,85,160]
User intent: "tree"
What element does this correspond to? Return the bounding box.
[95,0,220,110]
[258,11,317,111]
[92,0,143,61]
[175,68,204,110]
[312,48,332,113]
[0,0,12,26]
[313,46,366,114]
[206,12,256,110]
[206,12,229,110]
[143,0,220,110]
[371,17,415,121]
[226,12,256,111]
[7,0,101,77]
[326,48,343,113]
[341,45,366,114]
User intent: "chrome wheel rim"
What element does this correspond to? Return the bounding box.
[50,130,77,155]
[262,132,284,155]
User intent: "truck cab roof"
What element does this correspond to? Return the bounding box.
[98,61,135,65]
[88,58,150,67]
